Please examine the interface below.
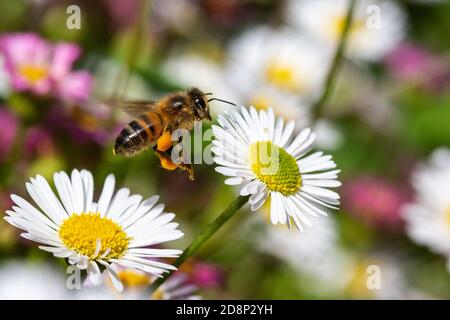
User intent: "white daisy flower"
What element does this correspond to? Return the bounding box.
[338,252,432,299]
[225,26,332,121]
[260,217,430,299]
[212,106,341,230]
[258,215,347,290]
[162,54,237,116]
[4,169,184,292]
[234,86,311,128]
[286,0,406,62]
[402,148,450,271]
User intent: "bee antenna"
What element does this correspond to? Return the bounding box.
[205,92,213,96]
[207,97,236,107]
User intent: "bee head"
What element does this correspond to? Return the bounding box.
[188,87,211,121]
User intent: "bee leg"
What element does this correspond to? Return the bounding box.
[156,130,173,152]
[177,163,195,181]
[174,138,195,180]
[154,148,178,171]
[154,132,194,180]
[153,147,195,180]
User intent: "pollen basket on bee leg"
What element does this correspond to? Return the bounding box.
[157,131,173,152]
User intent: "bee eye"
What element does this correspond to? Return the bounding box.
[194,97,205,110]
[172,101,183,109]
[170,96,186,109]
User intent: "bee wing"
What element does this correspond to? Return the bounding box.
[109,100,157,118]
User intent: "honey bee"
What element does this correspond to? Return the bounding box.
[113,87,235,180]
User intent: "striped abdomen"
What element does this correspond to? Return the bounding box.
[114,111,164,157]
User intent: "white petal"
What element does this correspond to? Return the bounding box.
[273,118,284,146]
[87,261,102,286]
[240,180,262,196]
[279,120,295,147]
[287,128,311,154]
[250,189,269,211]
[225,177,244,185]
[25,179,60,224]
[215,166,239,177]
[10,194,57,229]
[270,193,281,225]
[299,191,339,209]
[301,185,340,200]
[294,194,329,217]
[291,132,316,159]
[119,195,159,227]
[106,188,130,218]
[81,170,94,213]
[53,172,74,216]
[129,230,184,247]
[97,174,115,216]
[92,239,102,259]
[301,169,340,180]
[70,169,84,214]
[98,261,123,292]
[285,196,312,227]
[76,256,89,270]
[303,179,342,188]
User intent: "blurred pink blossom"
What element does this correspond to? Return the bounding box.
[342,176,410,230]
[47,106,120,146]
[385,43,450,91]
[101,0,139,29]
[57,70,93,102]
[0,33,92,102]
[0,107,19,162]
[189,262,224,289]
[24,126,55,158]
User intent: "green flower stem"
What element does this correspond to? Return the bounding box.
[150,195,250,291]
[312,0,356,121]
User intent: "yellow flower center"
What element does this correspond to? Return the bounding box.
[117,269,151,288]
[249,141,301,195]
[249,95,271,111]
[445,206,450,228]
[18,64,48,84]
[58,212,129,260]
[265,61,302,92]
[330,16,365,39]
[346,261,374,298]
[152,288,165,300]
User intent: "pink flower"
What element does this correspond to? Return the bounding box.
[342,176,410,230]
[0,33,52,95]
[57,70,93,102]
[0,107,19,162]
[385,43,431,80]
[189,262,224,289]
[24,126,55,158]
[101,0,139,29]
[0,33,92,102]
[385,43,450,92]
